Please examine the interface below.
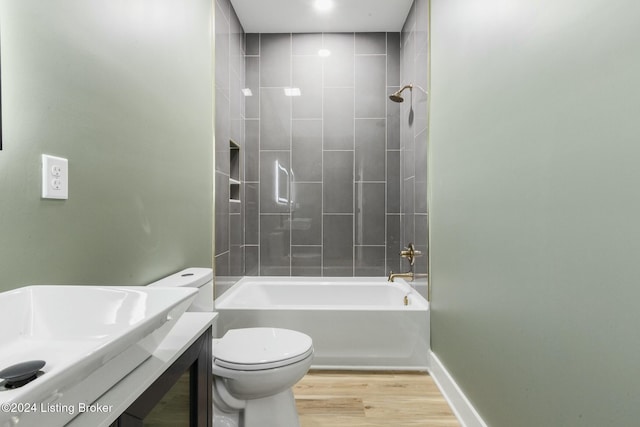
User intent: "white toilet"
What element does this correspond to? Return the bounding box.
[149,268,314,427]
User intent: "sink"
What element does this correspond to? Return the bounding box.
[0,285,197,427]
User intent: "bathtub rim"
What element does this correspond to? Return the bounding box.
[214,276,429,311]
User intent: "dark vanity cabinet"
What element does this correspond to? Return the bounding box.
[110,328,212,427]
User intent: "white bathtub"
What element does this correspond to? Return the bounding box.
[214,277,430,371]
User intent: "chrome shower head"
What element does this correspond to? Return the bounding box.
[389,84,413,103]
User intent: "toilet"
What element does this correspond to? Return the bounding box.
[148,268,313,427]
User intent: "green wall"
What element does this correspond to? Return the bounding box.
[430,0,640,425]
[0,0,213,290]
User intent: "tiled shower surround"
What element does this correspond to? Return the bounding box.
[214,0,245,282]
[243,32,404,277]
[214,0,429,286]
[400,0,429,279]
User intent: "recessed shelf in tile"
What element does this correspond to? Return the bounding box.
[230,140,241,202]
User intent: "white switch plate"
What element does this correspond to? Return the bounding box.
[42,154,69,199]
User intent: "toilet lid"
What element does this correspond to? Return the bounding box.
[213,328,313,371]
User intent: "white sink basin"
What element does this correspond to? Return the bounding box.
[0,285,197,427]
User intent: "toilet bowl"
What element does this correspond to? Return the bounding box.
[148,268,313,427]
[212,327,313,427]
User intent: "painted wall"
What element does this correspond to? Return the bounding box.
[400,0,429,295]
[430,0,640,425]
[244,32,403,277]
[0,0,213,290]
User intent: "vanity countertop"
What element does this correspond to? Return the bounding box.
[67,312,217,427]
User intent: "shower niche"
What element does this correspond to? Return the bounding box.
[229,140,240,203]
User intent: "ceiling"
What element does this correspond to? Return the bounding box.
[229,0,414,33]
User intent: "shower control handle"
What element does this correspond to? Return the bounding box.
[400,243,422,266]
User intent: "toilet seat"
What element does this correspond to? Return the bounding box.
[213,328,313,371]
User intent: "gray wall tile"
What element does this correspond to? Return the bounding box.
[415,0,428,33]
[386,214,401,275]
[230,214,243,276]
[230,70,244,143]
[355,55,386,118]
[245,33,259,55]
[214,1,229,99]
[399,0,428,276]
[401,216,415,257]
[403,144,415,180]
[260,88,291,150]
[322,267,352,277]
[323,87,354,150]
[414,214,428,275]
[387,33,400,86]
[355,119,386,182]
[214,0,244,293]
[401,30,415,90]
[415,52,429,134]
[387,87,401,149]
[244,119,259,182]
[245,56,260,118]
[415,180,427,215]
[387,150,401,213]
[323,33,354,87]
[355,32,387,55]
[292,33,323,55]
[215,0,231,22]
[215,251,230,278]
[355,246,386,276]
[215,171,230,255]
[292,246,322,276]
[215,88,230,175]
[260,214,291,275]
[230,7,244,73]
[323,214,353,275]
[355,183,386,245]
[323,151,354,213]
[239,31,413,278]
[244,183,259,245]
[292,119,322,182]
[244,245,259,275]
[403,176,415,217]
[260,151,291,213]
[230,213,242,245]
[415,128,428,214]
[260,33,291,87]
[293,55,323,118]
[291,183,322,245]
[401,1,416,41]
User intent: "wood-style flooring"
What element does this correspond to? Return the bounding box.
[294,371,461,427]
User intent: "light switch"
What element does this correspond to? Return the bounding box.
[42,154,68,199]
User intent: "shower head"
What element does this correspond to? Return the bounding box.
[389,84,413,103]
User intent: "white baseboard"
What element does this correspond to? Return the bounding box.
[428,351,488,427]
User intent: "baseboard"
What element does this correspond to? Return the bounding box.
[428,351,488,427]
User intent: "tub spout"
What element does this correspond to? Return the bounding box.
[388,271,415,282]
[388,271,428,282]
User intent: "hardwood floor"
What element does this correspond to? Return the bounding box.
[294,371,461,427]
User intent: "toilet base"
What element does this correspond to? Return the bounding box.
[213,389,300,427]
[245,389,300,427]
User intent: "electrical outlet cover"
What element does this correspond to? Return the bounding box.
[42,154,69,199]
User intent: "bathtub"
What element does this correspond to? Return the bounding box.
[214,277,429,371]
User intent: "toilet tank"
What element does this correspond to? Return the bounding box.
[148,267,213,312]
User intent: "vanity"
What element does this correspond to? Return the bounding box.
[0,285,210,427]
[69,312,216,427]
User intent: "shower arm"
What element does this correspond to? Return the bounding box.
[389,83,428,103]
